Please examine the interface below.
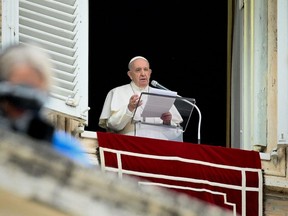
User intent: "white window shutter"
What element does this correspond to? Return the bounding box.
[1,0,19,47]
[277,0,288,145]
[2,0,89,123]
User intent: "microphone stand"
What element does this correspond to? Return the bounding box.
[176,96,202,144]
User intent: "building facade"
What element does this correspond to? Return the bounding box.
[0,0,287,196]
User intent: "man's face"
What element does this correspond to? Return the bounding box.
[9,64,46,91]
[3,63,47,118]
[128,59,151,88]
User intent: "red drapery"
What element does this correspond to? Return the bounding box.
[97,132,263,216]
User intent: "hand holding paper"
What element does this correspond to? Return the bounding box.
[161,112,172,125]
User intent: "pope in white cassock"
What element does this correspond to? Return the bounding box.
[98,56,183,141]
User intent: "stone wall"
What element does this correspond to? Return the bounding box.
[0,128,231,216]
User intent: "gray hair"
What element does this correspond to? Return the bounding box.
[0,43,53,91]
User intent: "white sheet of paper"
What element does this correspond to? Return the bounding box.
[141,88,177,118]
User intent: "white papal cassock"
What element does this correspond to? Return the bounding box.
[99,81,183,141]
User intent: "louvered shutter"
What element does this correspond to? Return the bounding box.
[2,0,89,123]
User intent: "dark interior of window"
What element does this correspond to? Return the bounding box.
[87,1,228,147]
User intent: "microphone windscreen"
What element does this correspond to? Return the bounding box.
[151,80,157,87]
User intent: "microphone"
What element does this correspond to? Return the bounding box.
[151,80,170,91]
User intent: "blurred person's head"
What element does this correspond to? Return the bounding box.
[0,43,54,140]
[0,43,52,89]
[0,43,53,118]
